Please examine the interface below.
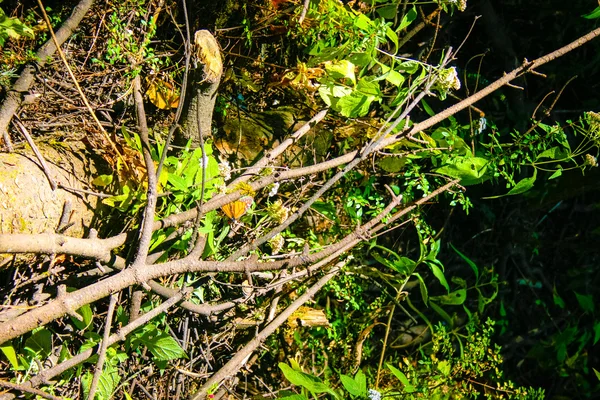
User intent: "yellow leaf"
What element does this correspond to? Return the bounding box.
[146,77,180,109]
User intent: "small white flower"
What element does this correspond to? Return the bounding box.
[218,160,231,181]
[368,389,381,400]
[477,117,487,134]
[268,182,280,197]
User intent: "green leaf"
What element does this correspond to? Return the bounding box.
[397,6,417,32]
[386,26,398,53]
[414,272,428,305]
[325,60,356,84]
[378,156,407,173]
[548,168,562,180]
[377,4,397,19]
[92,174,114,187]
[337,92,374,117]
[348,52,372,67]
[435,156,490,185]
[167,174,188,192]
[279,363,337,396]
[506,172,537,196]
[354,370,367,395]
[428,261,449,293]
[553,286,565,309]
[24,328,52,358]
[134,329,187,361]
[535,146,570,161]
[82,365,121,400]
[431,289,467,305]
[594,368,600,381]
[354,13,375,31]
[340,374,363,396]
[0,9,34,40]
[0,343,20,370]
[71,303,94,332]
[574,292,594,313]
[429,300,454,327]
[437,360,451,376]
[450,244,479,281]
[582,7,600,19]
[593,321,600,345]
[386,363,416,393]
[421,98,435,117]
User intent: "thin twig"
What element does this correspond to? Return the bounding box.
[87,293,119,400]
[36,0,129,173]
[12,117,57,190]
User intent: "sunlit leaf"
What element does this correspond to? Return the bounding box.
[146,77,180,109]
[0,343,19,370]
[325,60,356,84]
[397,6,417,31]
[386,363,416,393]
[435,156,490,185]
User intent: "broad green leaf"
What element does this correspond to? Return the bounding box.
[399,60,419,74]
[431,289,467,305]
[574,292,594,313]
[0,9,34,41]
[506,172,537,196]
[435,156,490,185]
[450,244,478,281]
[594,368,600,381]
[386,363,416,393]
[24,328,52,358]
[356,78,381,97]
[318,81,352,106]
[348,52,371,67]
[337,93,373,117]
[535,146,570,161]
[92,174,114,187]
[279,363,337,396]
[340,374,363,396]
[325,60,356,84]
[82,365,121,400]
[355,370,367,395]
[167,174,188,192]
[0,343,19,370]
[437,360,451,376]
[354,13,375,31]
[377,5,397,19]
[378,156,407,173]
[594,322,600,345]
[582,7,600,19]
[135,330,186,361]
